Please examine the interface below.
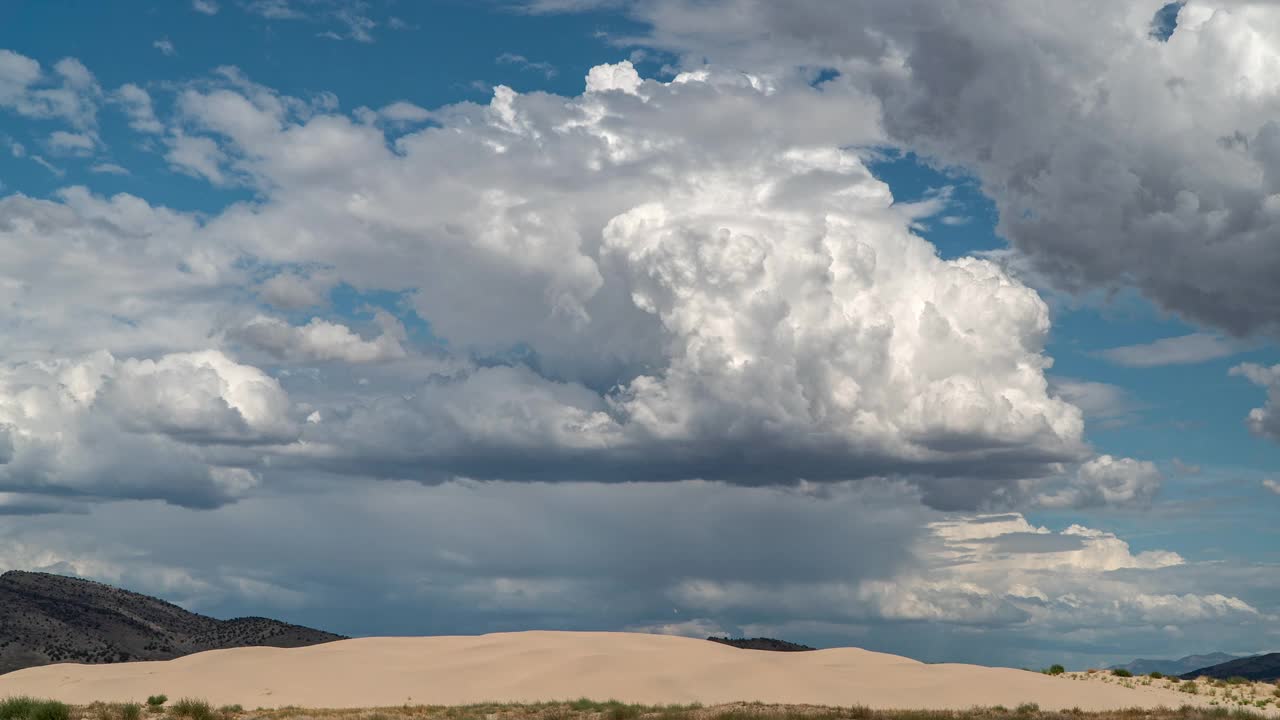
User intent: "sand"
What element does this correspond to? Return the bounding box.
[0,632,1274,713]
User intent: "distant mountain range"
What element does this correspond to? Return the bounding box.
[707,636,816,651]
[1108,652,1243,676]
[0,570,345,675]
[1181,653,1280,682]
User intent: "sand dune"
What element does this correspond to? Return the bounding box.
[0,632,1268,713]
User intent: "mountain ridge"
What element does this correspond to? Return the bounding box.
[0,570,344,675]
[1107,652,1243,677]
[1181,653,1280,682]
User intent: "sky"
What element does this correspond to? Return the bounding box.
[1,0,1279,671]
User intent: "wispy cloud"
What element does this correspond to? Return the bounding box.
[1095,333,1249,368]
[192,0,220,15]
[154,38,177,56]
[496,52,558,78]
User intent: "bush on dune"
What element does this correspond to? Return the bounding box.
[0,698,70,720]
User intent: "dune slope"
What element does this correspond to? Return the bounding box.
[0,632,1258,712]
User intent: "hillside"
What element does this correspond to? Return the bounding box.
[1182,652,1280,681]
[707,636,816,651]
[1108,652,1241,677]
[0,570,344,675]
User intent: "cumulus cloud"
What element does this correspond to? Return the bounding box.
[1264,478,1280,494]
[234,314,407,364]
[566,0,1280,338]
[0,57,1164,510]
[0,350,291,507]
[155,61,1122,504]
[1035,455,1163,509]
[1232,362,1280,442]
[0,50,100,129]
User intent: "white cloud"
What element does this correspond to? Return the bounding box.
[1231,362,1280,442]
[1263,478,1280,494]
[0,51,101,130]
[154,38,177,57]
[234,314,407,364]
[0,350,294,507]
[90,162,129,175]
[47,130,95,155]
[192,0,219,15]
[377,100,431,124]
[166,133,230,185]
[1096,333,1247,367]
[114,83,164,134]
[1036,455,1163,509]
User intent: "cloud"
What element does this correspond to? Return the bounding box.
[0,50,101,129]
[1035,455,1163,509]
[0,58,1165,511]
[1096,333,1248,367]
[114,83,164,134]
[47,130,95,155]
[192,0,220,15]
[496,52,558,78]
[233,314,407,364]
[563,0,1280,339]
[0,350,291,507]
[1049,377,1141,428]
[1232,362,1280,442]
[258,271,333,309]
[377,100,431,124]
[154,38,177,57]
[89,162,129,175]
[1263,478,1280,494]
[3,477,1270,667]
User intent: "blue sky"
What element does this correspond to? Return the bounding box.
[1,0,1279,670]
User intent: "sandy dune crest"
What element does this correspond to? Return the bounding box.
[0,632,1256,711]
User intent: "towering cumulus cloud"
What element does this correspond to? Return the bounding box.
[0,56,1150,510]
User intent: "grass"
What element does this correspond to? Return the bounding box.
[0,698,71,720]
[167,700,215,720]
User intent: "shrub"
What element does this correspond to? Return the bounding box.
[1048,665,1066,675]
[145,697,167,710]
[1227,676,1249,685]
[121,704,143,720]
[216,707,242,716]
[1149,671,1164,679]
[1015,703,1040,714]
[0,698,40,720]
[1112,669,1134,677]
[1181,681,1200,694]
[169,699,214,720]
[0,698,69,720]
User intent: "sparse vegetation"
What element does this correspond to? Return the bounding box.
[1151,673,1165,680]
[167,699,214,720]
[0,699,1275,720]
[0,698,70,720]
[1046,666,1066,676]
[1111,669,1134,678]
[145,698,166,712]
[1182,682,1201,694]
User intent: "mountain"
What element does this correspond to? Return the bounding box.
[1107,652,1242,677]
[0,570,345,675]
[1181,653,1280,682]
[707,636,816,652]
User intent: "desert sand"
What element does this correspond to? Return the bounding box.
[0,632,1272,713]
